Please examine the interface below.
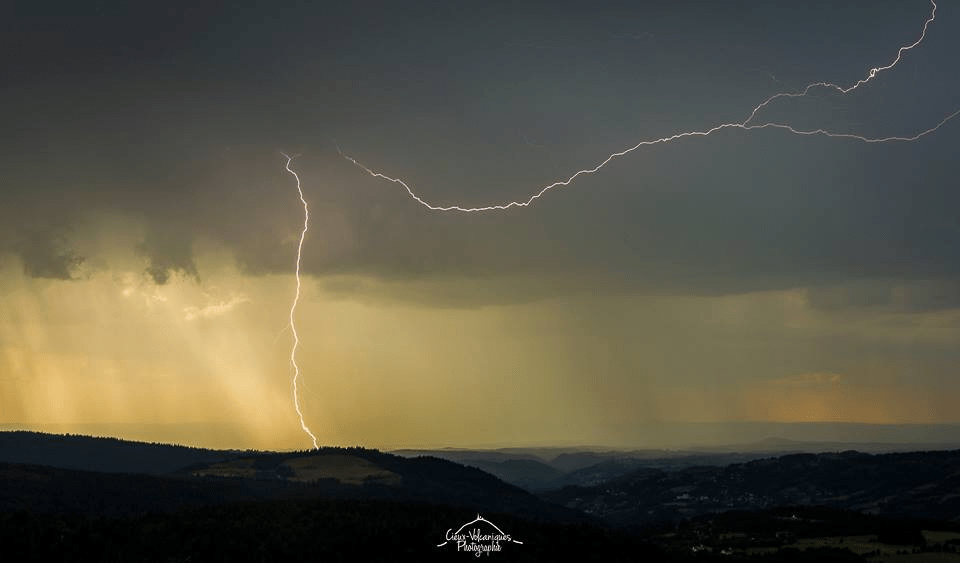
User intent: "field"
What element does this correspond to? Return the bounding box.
[282,454,401,485]
[744,532,960,562]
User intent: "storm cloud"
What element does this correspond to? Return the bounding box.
[2,0,959,305]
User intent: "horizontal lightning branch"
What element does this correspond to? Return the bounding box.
[285,1,953,448]
[341,0,956,213]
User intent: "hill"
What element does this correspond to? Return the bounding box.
[543,449,960,527]
[0,431,238,474]
[0,432,585,525]
[5,432,960,559]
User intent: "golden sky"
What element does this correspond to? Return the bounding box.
[3,222,958,450]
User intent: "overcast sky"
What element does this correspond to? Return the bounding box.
[2,0,959,450]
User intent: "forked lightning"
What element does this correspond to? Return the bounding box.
[286,1,956,448]
[341,1,955,213]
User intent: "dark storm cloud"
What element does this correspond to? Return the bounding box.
[2,1,959,305]
[311,122,960,306]
[8,227,83,280]
[807,278,960,314]
[137,223,199,285]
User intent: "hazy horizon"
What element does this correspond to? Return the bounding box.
[4,420,960,453]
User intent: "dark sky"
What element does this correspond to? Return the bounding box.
[2,1,959,449]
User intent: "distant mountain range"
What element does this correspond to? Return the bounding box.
[393,436,960,491]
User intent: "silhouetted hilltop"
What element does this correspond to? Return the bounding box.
[0,431,239,474]
[0,433,585,524]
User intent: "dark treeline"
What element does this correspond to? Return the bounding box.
[0,498,663,562]
[0,431,242,474]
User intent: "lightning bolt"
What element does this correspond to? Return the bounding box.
[341,0,957,213]
[282,152,320,450]
[282,1,952,446]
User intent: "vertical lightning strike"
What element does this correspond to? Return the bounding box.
[340,0,957,212]
[282,152,320,450]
